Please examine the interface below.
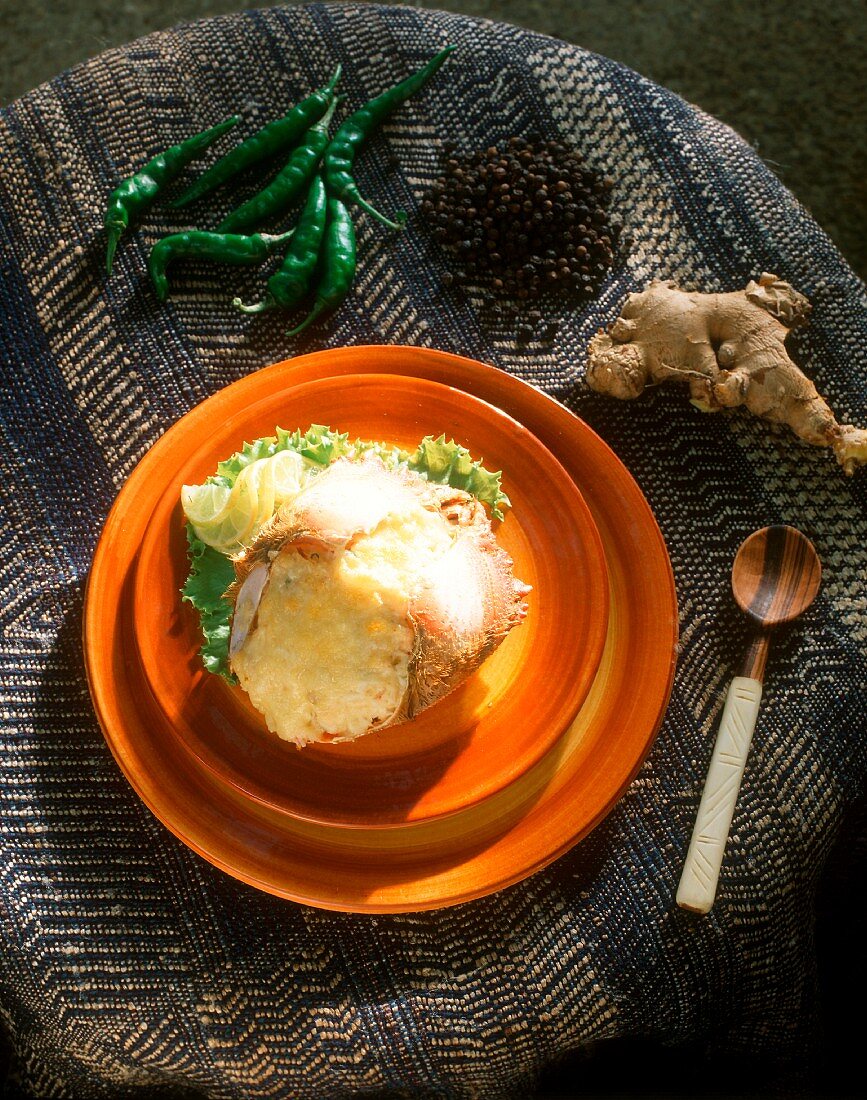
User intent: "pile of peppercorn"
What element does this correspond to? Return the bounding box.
[420,136,619,341]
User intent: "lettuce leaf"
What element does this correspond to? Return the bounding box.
[406,434,510,520]
[181,425,511,680]
[213,424,350,485]
[181,525,237,682]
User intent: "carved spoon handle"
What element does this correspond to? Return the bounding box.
[676,676,763,914]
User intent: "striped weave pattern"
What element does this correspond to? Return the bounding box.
[1,4,866,1097]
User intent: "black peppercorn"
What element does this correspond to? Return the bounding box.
[421,135,616,315]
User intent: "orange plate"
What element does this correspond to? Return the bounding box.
[131,373,609,825]
[84,347,678,912]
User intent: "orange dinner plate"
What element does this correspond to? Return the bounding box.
[131,373,608,826]
[83,346,678,912]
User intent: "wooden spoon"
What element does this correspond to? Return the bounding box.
[676,525,821,914]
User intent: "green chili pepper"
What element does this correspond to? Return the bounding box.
[172,66,342,209]
[104,115,239,275]
[285,196,356,337]
[323,46,455,231]
[234,175,328,315]
[147,229,294,302]
[217,97,339,235]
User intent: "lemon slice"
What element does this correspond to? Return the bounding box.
[182,449,309,555]
[271,449,307,498]
[181,481,231,527]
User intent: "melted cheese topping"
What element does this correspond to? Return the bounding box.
[232,500,453,745]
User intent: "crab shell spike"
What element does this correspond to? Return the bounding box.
[430,483,489,529]
[402,532,530,718]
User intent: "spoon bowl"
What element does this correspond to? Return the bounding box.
[732,525,822,628]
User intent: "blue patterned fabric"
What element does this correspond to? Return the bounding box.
[1,4,865,1097]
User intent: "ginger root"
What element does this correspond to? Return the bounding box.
[586,273,867,474]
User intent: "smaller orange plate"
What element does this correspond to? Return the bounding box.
[129,373,609,826]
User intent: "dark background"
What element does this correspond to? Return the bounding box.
[0,2,864,1097]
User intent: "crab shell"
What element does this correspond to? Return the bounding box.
[227,457,530,742]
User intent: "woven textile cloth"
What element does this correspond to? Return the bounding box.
[1,3,865,1097]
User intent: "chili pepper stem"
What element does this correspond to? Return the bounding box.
[105,226,122,275]
[232,296,273,314]
[352,195,407,231]
[327,64,343,94]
